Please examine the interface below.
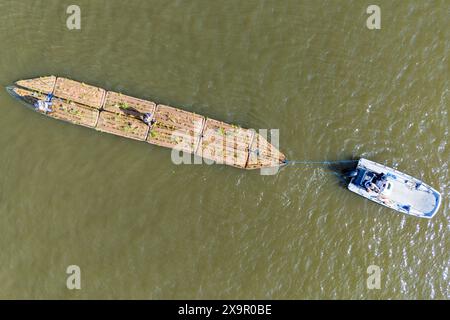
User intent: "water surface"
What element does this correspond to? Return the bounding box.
[0,0,448,299]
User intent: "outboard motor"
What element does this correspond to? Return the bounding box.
[344,170,358,178]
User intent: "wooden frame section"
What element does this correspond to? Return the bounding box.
[95,111,149,141]
[246,132,286,169]
[196,118,253,168]
[146,104,205,153]
[103,91,156,117]
[15,76,56,94]
[54,77,105,109]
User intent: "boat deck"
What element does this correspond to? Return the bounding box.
[388,179,436,214]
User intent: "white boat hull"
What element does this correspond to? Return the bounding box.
[348,158,441,218]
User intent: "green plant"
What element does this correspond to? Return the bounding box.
[149,130,158,138]
[68,108,80,116]
[118,101,130,110]
[122,122,134,133]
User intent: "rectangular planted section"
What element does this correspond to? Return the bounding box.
[95,111,149,141]
[103,91,156,117]
[48,98,100,128]
[196,118,253,168]
[246,133,285,169]
[54,78,105,109]
[146,104,205,153]
[15,76,56,94]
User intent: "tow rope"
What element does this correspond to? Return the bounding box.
[283,159,358,165]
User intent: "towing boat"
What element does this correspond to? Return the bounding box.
[348,158,441,218]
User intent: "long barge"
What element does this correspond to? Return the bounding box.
[7,76,285,169]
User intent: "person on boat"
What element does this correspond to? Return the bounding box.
[374,172,388,191]
[378,193,394,205]
[34,93,53,113]
[374,172,386,182]
[142,112,155,125]
[365,181,380,194]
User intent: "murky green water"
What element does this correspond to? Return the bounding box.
[0,0,448,299]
